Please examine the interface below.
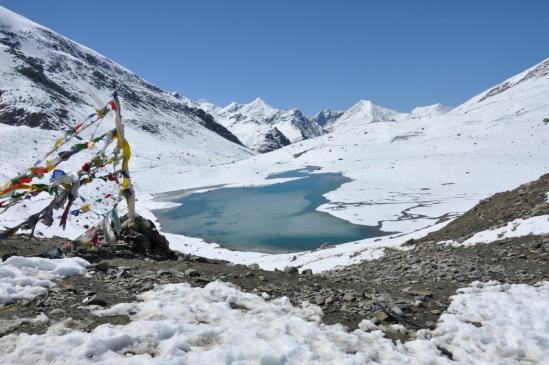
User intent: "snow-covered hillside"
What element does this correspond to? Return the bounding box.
[0,5,248,155]
[451,58,549,118]
[201,98,324,152]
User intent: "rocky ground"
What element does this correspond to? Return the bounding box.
[1,175,548,342]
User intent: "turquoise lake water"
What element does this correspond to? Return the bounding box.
[154,167,389,253]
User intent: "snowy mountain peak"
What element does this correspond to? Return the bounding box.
[208,98,323,152]
[326,100,406,131]
[249,97,268,107]
[218,98,276,122]
[350,99,396,114]
[406,103,451,120]
[238,98,278,122]
[195,99,220,115]
[354,99,375,108]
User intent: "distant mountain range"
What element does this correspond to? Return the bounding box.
[1,3,547,162]
[197,98,323,152]
[196,97,452,152]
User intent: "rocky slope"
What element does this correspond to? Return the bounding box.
[256,127,291,153]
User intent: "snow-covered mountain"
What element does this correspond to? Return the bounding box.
[405,103,451,120]
[318,102,451,130]
[201,98,324,152]
[450,58,549,118]
[323,100,407,131]
[0,6,246,152]
[310,109,344,127]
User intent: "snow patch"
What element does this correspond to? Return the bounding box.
[443,215,549,246]
[0,256,89,305]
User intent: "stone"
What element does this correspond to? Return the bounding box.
[117,268,131,278]
[412,300,424,307]
[93,262,110,273]
[377,293,393,302]
[185,269,200,277]
[342,292,355,302]
[86,295,109,307]
[400,287,415,294]
[301,269,313,275]
[142,281,155,291]
[319,243,335,250]
[372,310,389,322]
[192,256,210,263]
[417,290,433,298]
[50,308,66,316]
[390,306,404,316]
[314,296,325,305]
[248,263,260,270]
[283,266,299,274]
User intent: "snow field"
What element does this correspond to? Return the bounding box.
[0,280,547,364]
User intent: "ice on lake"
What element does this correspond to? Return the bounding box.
[154,167,390,253]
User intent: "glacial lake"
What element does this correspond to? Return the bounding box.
[154,167,389,253]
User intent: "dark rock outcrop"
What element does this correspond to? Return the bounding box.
[189,107,244,146]
[257,127,291,153]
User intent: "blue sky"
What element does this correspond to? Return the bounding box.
[1,1,548,114]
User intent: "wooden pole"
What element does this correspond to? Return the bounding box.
[112,92,136,222]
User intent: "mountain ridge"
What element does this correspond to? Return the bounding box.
[198,98,324,152]
[0,5,245,149]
